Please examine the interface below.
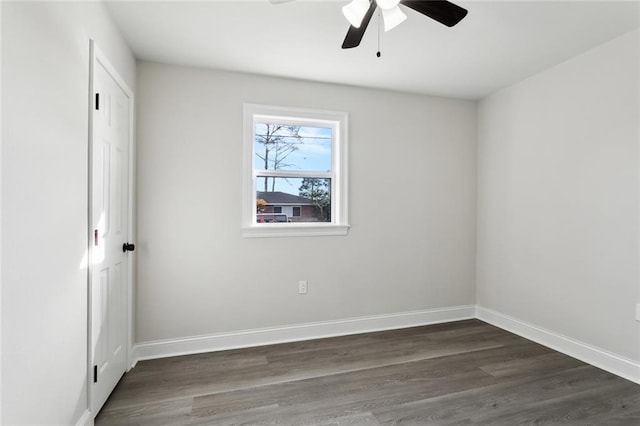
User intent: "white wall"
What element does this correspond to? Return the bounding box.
[0,1,3,421]
[135,62,477,343]
[477,29,640,362]
[1,2,135,424]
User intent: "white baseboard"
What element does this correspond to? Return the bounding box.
[131,305,475,364]
[476,305,640,385]
[129,304,639,386]
[75,409,93,426]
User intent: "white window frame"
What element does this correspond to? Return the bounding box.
[242,103,349,238]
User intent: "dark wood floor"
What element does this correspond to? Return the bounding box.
[96,319,640,425]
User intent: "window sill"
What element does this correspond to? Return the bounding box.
[242,223,350,238]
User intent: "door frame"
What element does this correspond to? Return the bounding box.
[87,39,136,416]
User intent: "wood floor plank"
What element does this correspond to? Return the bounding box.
[95,397,194,426]
[188,368,497,424]
[188,340,556,418]
[95,319,640,425]
[104,332,507,410]
[479,351,584,379]
[477,381,640,425]
[372,365,633,424]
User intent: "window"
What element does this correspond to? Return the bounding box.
[243,104,349,237]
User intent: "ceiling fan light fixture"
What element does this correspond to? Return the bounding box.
[376,0,401,11]
[382,5,406,32]
[342,0,370,28]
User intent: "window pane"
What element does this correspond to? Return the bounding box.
[256,177,331,223]
[254,123,332,173]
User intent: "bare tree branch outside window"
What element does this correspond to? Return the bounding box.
[255,124,302,192]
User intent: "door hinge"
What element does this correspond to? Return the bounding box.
[93,365,98,383]
[95,93,100,110]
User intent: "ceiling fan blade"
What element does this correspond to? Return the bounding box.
[400,0,468,27]
[341,0,376,49]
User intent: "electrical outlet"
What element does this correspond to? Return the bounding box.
[636,304,640,322]
[298,280,308,295]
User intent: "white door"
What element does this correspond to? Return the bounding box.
[90,44,133,415]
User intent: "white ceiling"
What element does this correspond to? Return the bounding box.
[105,0,640,99]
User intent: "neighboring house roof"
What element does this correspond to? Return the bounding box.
[257,191,313,205]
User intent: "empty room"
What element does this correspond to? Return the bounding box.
[1,0,639,424]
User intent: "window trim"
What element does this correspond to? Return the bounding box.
[242,103,349,238]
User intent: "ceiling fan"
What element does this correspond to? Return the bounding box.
[269,0,468,49]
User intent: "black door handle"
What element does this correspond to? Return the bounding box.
[123,243,135,253]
